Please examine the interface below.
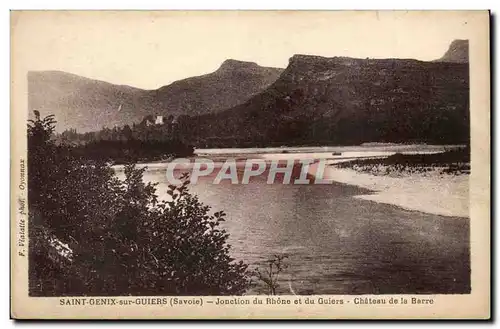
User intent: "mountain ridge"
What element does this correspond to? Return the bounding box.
[29,60,284,132]
[29,39,469,146]
[183,50,469,146]
[435,39,469,63]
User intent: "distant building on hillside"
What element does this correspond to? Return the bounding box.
[155,115,164,125]
[141,114,179,132]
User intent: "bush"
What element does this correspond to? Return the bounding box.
[28,113,251,296]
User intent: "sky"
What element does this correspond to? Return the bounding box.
[12,11,483,90]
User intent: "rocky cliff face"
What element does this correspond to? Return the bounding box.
[29,40,470,145]
[28,61,283,132]
[190,51,469,146]
[435,39,469,63]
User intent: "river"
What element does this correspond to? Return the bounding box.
[115,145,470,295]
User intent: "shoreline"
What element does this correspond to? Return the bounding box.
[322,166,469,218]
[112,149,470,218]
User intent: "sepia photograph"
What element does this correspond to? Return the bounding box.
[10,10,490,319]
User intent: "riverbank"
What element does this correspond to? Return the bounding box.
[113,146,470,218]
[322,166,469,217]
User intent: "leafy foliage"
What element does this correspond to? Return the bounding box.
[28,112,251,296]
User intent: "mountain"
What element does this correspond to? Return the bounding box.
[435,39,469,63]
[184,52,469,147]
[30,40,469,145]
[150,60,284,117]
[28,71,147,132]
[28,61,283,132]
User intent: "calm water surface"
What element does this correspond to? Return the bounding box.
[117,146,470,295]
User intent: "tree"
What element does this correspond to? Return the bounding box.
[122,124,133,141]
[28,112,251,296]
